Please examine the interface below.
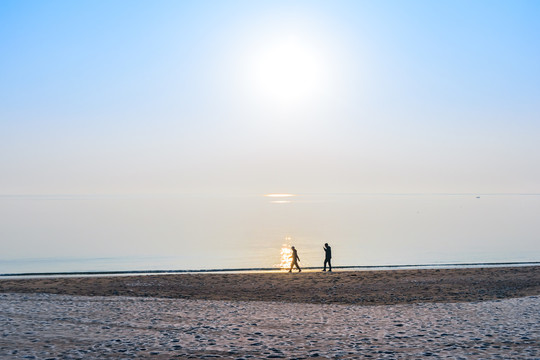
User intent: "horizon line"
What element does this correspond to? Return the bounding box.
[1,192,540,199]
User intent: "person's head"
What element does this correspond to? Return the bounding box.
[324,243,328,247]
[291,246,295,250]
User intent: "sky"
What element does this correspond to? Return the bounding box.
[1,1,539,269]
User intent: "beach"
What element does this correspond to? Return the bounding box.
[1,266,539,359]
[1,266,539,305]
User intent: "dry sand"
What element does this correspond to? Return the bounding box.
[1,293,539,359]
[1,266,539,359]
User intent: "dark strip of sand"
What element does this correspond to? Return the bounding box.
[1,266,539,305]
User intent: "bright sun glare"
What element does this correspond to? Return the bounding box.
[279,238,293,270]
[251,36,324,103]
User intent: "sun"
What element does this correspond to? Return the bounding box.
[250,36,324,104]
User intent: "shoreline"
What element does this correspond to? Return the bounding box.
[1,265,539,306]
[2,260,539,278]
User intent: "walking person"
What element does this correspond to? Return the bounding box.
[323,243,332,272]
[289,246,301,272]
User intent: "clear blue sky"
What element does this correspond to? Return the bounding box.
[2,0,539,196]
[1,1,540,269]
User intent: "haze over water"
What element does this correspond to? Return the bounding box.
[1,193,539,274]
[1,1,539,274]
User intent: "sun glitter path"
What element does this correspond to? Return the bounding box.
[0,294,538,359]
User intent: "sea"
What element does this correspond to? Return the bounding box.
[1,193,539,276]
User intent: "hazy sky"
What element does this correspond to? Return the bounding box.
[2,0,539,196]
[1,1,540,269]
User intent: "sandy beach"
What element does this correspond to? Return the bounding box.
[1,266,539,359]
[1,266,539,305]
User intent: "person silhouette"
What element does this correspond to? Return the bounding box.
[289,246,301,272]
[323,243,332,272]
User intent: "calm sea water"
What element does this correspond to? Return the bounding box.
[1,194,539,274]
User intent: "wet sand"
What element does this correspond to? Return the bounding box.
[1,266,539,359]
[1,266,539,305]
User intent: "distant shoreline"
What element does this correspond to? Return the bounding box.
[1,260,539,278]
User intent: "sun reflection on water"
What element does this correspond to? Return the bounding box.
[279,237,293,270]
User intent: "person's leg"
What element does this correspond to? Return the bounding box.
[290,259,298,272]
[323,259,328,271]
[328,259,332,272]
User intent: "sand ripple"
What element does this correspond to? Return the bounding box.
[0,293,539,359]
